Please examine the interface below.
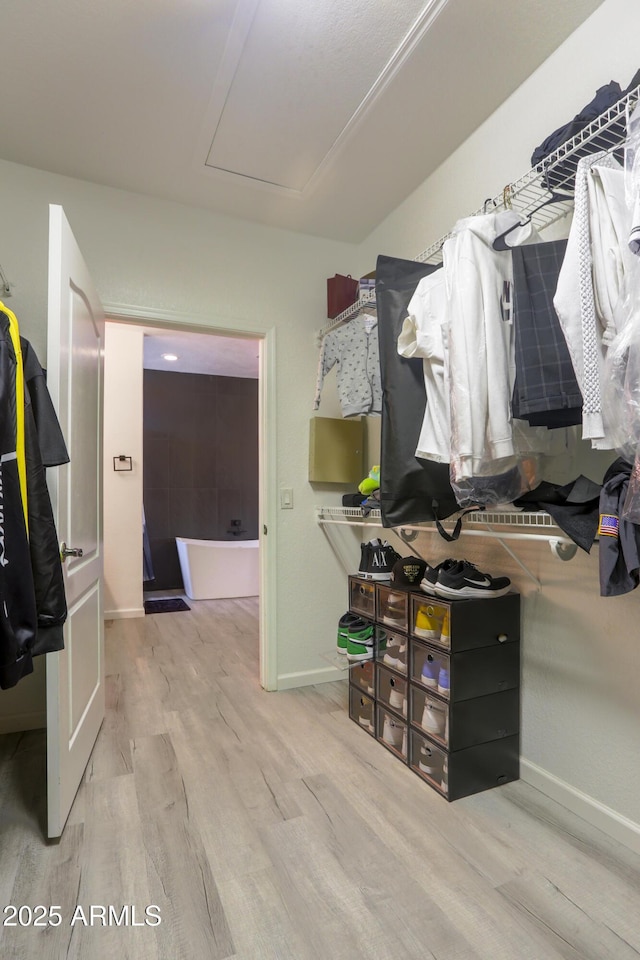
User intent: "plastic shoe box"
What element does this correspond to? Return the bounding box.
[411,637,520,703]
[376,706,408,762]
[409,685,520,751]
[375,583,409,633]
[411,597,450,647]
[376,664,408,719]
[409,729,448,795]
[374,625,408,676]
[409,592,520,653]
[349,687,375,736]
[348,575,376,619]
[411,642,451,701]
[410,687,449,747]
[409,728,520,801]
[350,659,375,696]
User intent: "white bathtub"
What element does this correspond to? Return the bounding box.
[175,538,260,600]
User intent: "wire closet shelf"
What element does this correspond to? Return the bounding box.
[416,83,638,265]
[315,505,564,538]
[314,507,580,571]
[315,86,640,558]
[318,82,640,341]
[315,505,559,526]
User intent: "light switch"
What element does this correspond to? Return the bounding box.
[280,487,294,509]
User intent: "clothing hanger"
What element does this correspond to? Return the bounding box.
[492,190,568,251]
[357,299,377,317]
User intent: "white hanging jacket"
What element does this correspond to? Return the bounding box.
[443,210,540,481]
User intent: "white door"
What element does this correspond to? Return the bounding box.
[45,205,105,838]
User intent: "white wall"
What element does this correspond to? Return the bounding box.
[358,0,639,270]
[103,323,144,618]
[354,0,640,847]
[0,158,358,693]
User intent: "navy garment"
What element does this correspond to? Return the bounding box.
[531,81,623,168]
[598,458,640,596]
[514,475,601,552]
[533,70,640,194]
[511,240,583,429]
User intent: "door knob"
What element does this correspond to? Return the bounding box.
[60,542,83,561]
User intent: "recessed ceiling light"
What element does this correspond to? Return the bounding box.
[162,353,179,362]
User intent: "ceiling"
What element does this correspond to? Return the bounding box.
[0,0,604,242]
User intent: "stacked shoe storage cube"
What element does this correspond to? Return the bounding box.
[347,577,378,736]
[347,575,521,801]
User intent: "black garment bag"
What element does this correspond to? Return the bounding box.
[375,254,458,528]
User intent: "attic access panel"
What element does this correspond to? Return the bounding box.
[205,0,428,191]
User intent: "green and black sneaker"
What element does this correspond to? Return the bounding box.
[346,618,375,662]
[337,612,360,655]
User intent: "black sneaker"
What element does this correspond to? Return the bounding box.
[434,560,511,599]
[419,558,458,596]
[364,541,401,581]
[358,539,380,577]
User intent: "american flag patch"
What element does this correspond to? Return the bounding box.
[598,514,619,538]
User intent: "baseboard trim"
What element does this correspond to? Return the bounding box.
[0,712,46,734]
[276,665,344,690]
[521,758,640,855]
[105,608,145,620]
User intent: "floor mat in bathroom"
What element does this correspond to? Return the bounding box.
[144,598,191,614]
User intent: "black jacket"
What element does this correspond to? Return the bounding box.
[22,337,69,656]
[0,310,37,688]
[599,458,640,597]
[0,304,70,688]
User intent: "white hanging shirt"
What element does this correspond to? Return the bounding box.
[554,153,631,448]
[398,269,450,463]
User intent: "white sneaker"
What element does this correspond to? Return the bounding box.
[418,744,442,779]
[382,715,403,749]
[358,711,373,732]
[421,700,446,736]
[383,645,401,668]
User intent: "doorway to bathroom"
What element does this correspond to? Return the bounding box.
[102,316,275,690]
[142,328,260,595]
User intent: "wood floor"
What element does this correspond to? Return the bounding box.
[1,597,640,960]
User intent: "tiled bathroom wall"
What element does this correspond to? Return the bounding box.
[143,369,259,589]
